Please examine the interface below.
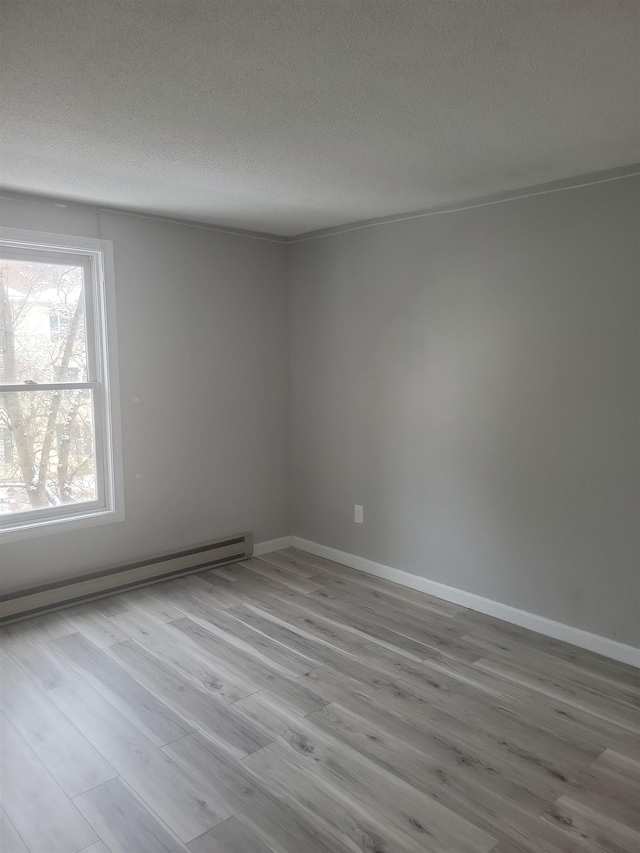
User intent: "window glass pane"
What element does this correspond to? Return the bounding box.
[0,258,88,383]
[0,389,96,515]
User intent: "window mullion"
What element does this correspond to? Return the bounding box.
[0,382,97,393]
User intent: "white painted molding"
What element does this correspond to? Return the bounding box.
[287,168,640,243]
[254,536,294,556]
[292,537,640,668]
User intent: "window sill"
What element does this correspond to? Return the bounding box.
[0,505,125,542]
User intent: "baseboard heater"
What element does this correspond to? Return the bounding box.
[0,532,253,625]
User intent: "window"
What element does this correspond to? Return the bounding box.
[0,228,123,538]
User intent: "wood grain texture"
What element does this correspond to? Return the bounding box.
[187,817,273,853]
[52,632,196,746]
[0,712,97,852]
[240,740,436,853]
[0,657,117,797]
[0,622,79,691]
[48,680,229,843]
[0,546,637,853]
[73,777,189,853]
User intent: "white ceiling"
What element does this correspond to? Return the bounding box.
[1,1,638,237]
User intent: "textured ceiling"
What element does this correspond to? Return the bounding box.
[1,1,638,236]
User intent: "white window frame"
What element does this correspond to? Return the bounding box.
[0,227,124,540]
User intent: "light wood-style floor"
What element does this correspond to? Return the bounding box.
[0,548,638,853]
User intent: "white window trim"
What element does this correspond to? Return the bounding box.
[0,227,124,541]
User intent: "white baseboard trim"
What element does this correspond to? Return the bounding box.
[254,536,294,556]
[292,537,640,668]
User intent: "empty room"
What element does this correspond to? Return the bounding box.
[0,2,638,852]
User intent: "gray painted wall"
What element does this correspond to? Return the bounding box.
[1,194,290,592]
[289,177,640,646]
[2,177,638,647]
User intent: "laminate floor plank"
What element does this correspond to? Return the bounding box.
[0,712,97,853]
[300,664,398,706]
[309,699,547,813]
[424,655,640,760]
[251,550,321,578]
[0,622,80,691]
[199,570,298,612]
[3,547,636,853]
[457,616,640,689]
[109,587,184,623]
[164,730,348,853]
[48,679,230,843]
[271,585,441,660]
[0,806,29,853]
[109,617,257,703]
[302,667,562,814]
[307,703,544,825]
[475,653,640,733]
[241,739,439,853]
[1,612,76,643]
[170,574,243,610]
[473,645,640,711]
[107,639,272,757]
[107,607,176,640]
[563,780,640,835]
[395,658,602,769]
[310,677,571,812]
[146,583,243,631]
[541,794,640,852]
[369,681,591,801]
[78,842,110,853]
[62,604,130,648]
[90,595,131,618]
[229,592,369,654]
[576,750,640,831]
[224,603,396,690]
[144,576,241,618]
[168,596,319,677]
[461,628,640,696]
[240,557,326,594]
[590,748,640,787]
[310,585,471,651]
[53,632,196,746]
[302,702,592,853]
[226,601,357,662]
[205,568,320,612]
[310,574,463,630]
[209,562,292,591]
[170,617,326,715]
[233,692,497,853]
[0,657,117,797]
[187,817,274,853]
[284,548,464,617]
[73,777,189,853]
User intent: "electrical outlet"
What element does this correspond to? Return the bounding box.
[354,504,364,524]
